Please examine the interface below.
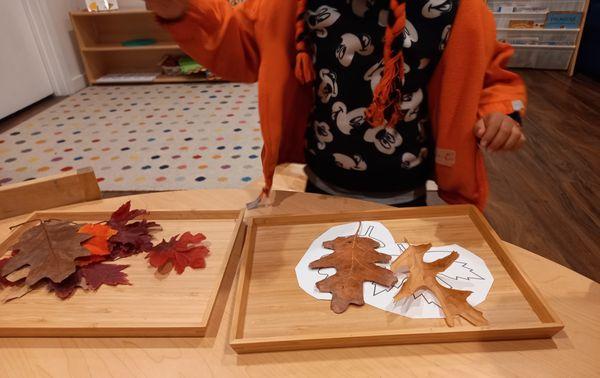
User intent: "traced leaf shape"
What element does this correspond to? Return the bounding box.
[391,242,488,327]
[80,263,130,290]
[309,225,398,314]
[147,232,209,274]
[0,220,92,286]
[78,223,117,255]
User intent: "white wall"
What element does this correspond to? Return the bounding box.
[45,0,87,94]
[22,0,87,95]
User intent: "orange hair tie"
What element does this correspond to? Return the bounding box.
[295,0,316,84]
[366,0,407,128]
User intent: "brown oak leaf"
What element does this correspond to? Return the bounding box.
[391,242,488,327]
[309,224,397,314]
[0,220,92,286]
[147,232,209,274]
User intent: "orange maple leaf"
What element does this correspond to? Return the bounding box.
[78,223,117,256]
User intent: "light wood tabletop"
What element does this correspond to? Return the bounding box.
[0,189,598,377]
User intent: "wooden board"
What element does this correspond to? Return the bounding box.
[230,205,563,353]
[0,209,245,337]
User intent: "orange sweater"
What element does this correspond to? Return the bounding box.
[165,0,527,209]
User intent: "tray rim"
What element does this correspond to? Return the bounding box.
[0,208,246,337]
[230,204,563,353]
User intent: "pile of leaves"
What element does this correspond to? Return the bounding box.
[0,202,210,303]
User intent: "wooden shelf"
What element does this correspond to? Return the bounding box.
[511,44,576,49]
[71,9,216,85]
[71,9,152,16]
[90,73,221,85]
[82,41,180,52]
[154,74,222,83]
[497,28,580,32]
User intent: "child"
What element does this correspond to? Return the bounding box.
[146,0,526,209]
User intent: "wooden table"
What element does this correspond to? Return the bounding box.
[0,189,598,377]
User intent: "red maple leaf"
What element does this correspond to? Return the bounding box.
[80,263,131,290]
[47,263,130,300]
[147,232,209,274]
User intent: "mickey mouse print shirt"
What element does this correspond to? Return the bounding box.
[304,0,458,203]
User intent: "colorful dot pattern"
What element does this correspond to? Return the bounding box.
[0,83,262,190]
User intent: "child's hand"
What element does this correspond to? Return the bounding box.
[474,113,526,152]
[145,0,188,20]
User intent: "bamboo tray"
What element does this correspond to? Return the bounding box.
[0,209,245,337]
[230,205,563,353]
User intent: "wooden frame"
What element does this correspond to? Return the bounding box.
[0,208,246,337]
[0,167,101,220]
[230,205,563,353]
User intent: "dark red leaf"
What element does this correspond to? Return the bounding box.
[80,263,130,290]
[107,201,147,229]
[108,220,160,259]
[47,270,83,300]
[147,232,209,274]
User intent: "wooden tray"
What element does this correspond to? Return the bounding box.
[0,209,245,337]
[230,205,563,353]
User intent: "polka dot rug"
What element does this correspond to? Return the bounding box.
[0,83,262,191]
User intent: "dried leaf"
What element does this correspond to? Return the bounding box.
[80,263,130,290]
[4,267,30,283]
[75,255,107,267]
[47,270,84,300]
[391,242,488,327]
[1,285,33,303]
[107,202,160,259]
[79,223,117,255]
[309,224,397,313]
[107,201,147,229]
[109,220,160,259]
[47,263,130,299]
[0,220,92,286]
[147,232,209,274]
[0,258,17,287]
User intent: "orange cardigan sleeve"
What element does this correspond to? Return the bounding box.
[164,0,261,83]
[477,8,527,118]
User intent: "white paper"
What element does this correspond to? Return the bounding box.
[296,223,494,319]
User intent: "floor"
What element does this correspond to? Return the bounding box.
[0,83,262,190]
[484,70,600,282]
[1,70,598,282]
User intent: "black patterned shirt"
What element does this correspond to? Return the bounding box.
[304,0,457,199]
